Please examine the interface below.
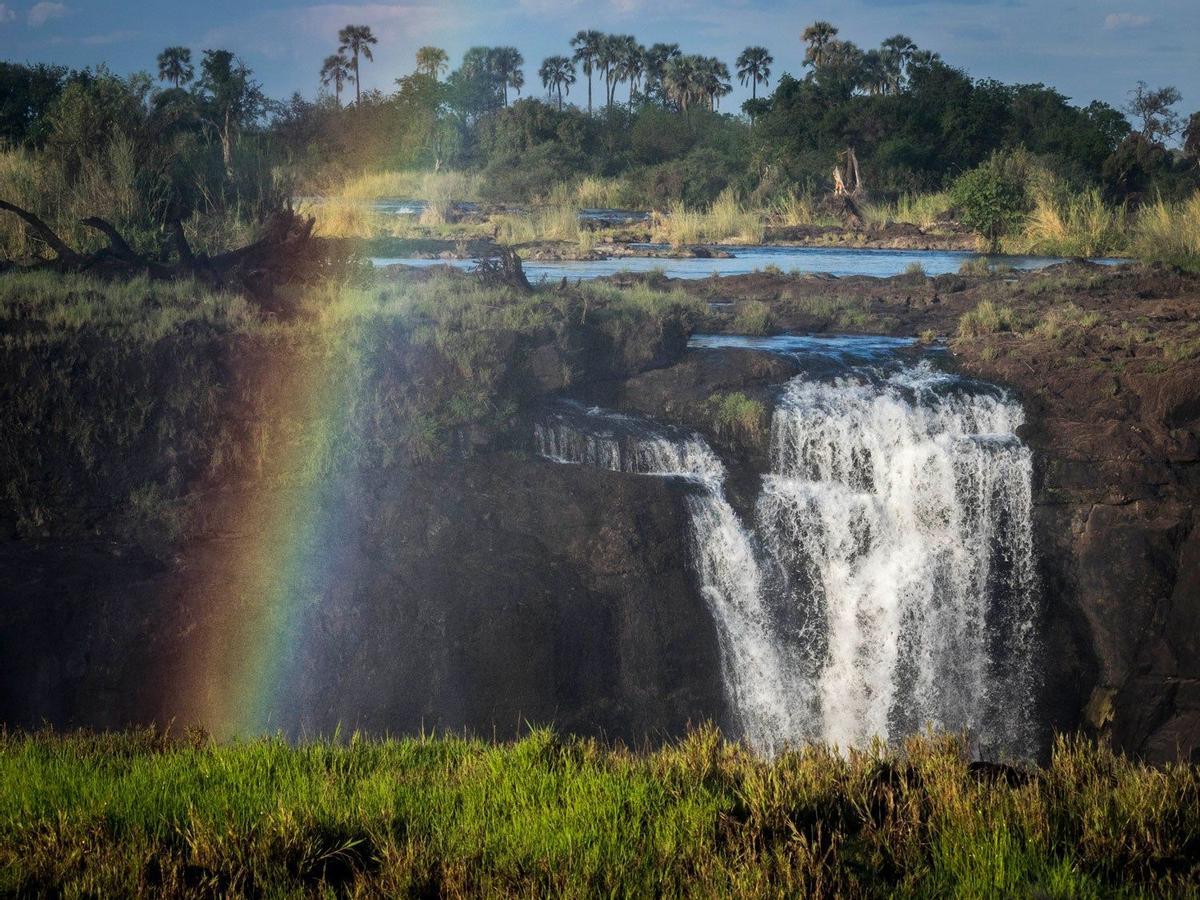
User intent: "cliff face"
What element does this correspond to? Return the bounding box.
[963,349,1200,762]
[2,264,1198,760]
[0,457,726,741]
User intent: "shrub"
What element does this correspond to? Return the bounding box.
[950,158,1028,251]
[732,300,773,335]
[1133,192,1200,271]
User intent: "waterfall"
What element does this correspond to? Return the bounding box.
[534,408,800,749]
[758,363,1037,757]
[534,359,1039,758]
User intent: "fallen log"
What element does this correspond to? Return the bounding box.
[0,201,342,305]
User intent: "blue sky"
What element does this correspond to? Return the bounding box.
[1,0,1196,116]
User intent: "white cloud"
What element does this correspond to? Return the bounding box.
[1104,12,1151,29]
[0,4,16,24]
[27,1,67,26]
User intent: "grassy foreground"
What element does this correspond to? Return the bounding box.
[1,728,1197,897]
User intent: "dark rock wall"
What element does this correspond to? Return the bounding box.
[0,457,727,742]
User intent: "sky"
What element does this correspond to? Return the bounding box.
[0,0,1197,117]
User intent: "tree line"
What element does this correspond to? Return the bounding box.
[0,19,1197,221]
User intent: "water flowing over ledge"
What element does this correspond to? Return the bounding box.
[535,340,1039,759]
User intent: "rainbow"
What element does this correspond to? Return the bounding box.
[170,336,362,739]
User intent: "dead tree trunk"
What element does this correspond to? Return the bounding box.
[0,200,335,304]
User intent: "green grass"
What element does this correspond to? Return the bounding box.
[731,299,774,335]
[0,727,1195,897]
[957,299,1019,339]
[708,392,767,445]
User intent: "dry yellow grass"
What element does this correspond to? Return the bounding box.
[1133,192,1200,269]
[652,189,765,245]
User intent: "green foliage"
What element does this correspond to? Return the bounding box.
[0,727,1196,896]
[950,156,1029,250]
[731,299,774,334]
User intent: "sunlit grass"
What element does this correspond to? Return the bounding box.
[652,189,764,245]
[0,727,1195,896]
[1133,192,1200,270]
[862,191,952,229]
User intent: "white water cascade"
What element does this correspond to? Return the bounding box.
[758,363,1038,757]
[535,358,1039,758]
[535,409,801,749]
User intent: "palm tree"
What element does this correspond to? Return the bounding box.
[861,49,887,96]
[802,21,838,68]
[156,46,193,89]
[491,47,524,106]
[643,42,680,102]
[320,53,352,106]
[735,46,772,101]
[570,30,603,114]
[595,33,623,112]
[663,55,700,114]
[880,34,916,93]
[415,46,449,80]
[697,57,731,110]
[616,38,645,106]
[337,24,377,105]
[539,55,576,110]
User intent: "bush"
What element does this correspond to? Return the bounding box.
[950,157,1029,251]
[957,299,1018,339]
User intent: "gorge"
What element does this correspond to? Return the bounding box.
[1,262,1197,764]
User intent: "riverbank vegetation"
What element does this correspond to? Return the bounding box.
[1,726,1197,896]
[3,22,1198,268]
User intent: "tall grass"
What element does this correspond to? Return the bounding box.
[1008,189,1129,258]
[543,175,636,209]
[1133,193,1200,270]
[0,727,1196,897]
[652,188,764,245]
[862,191,952,229]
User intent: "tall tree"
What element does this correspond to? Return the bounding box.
[415,46,449,80]
[663,54,700,115]
[156,46,193,89]
[569,30,603,114]
[491,47,524,106]
[319,53,351,106]
[697,57,731,110]
[643,43,680,103]
[880,34,916,93]
[595,33,623,112]
[195,49,267,177]
[1185,112,1200,168]
[617,39,646,106]
[337,24,377,105]
[1126,82,1182,144]
[735,46,772,101]
[802,21,838,68]
[539,55,576,110]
